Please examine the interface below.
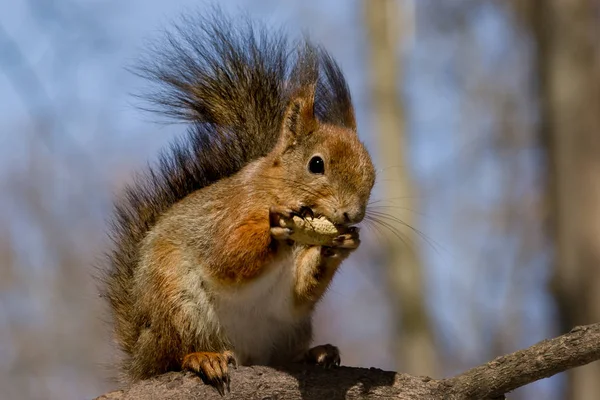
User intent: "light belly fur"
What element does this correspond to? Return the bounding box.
[212,254,301,364]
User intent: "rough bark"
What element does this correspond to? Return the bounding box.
[96,323,600,400]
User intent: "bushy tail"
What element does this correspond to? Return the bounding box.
[136,10,291,159]
[101,8,356,364]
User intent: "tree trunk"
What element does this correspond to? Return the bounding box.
[362,0,437,376]
[514,0,600,398]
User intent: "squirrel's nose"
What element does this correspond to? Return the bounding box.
[343,212,350,223]
[334,208,365,225]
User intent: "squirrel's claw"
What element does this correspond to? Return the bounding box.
[223,350,238,369]
[269,205,310,242]
[323,231,360,258]
[269,204,311,226]
[182,351,236,396]
[297,205,314,219]
[269,205,295,225]
[322,227,361,255]
[332,227,360,249]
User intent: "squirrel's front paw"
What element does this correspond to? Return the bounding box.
[322,227,360,258]
[269,205,311,224]
[303,344,341,368]
[182,350,237,396]
[269,205,311,241]
[270,226,293,241]
[332,227,360,249]
[269,205,295,241]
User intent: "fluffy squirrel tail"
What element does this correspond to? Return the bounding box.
[101,8,356,362]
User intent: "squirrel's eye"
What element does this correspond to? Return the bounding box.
[308,156,325,174]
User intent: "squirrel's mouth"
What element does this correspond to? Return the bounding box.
[300,205,358,228]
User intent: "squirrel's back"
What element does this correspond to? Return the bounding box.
[101,9,357,371]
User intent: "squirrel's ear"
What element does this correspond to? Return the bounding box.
[343,106,357,131]
[282,86,318,142]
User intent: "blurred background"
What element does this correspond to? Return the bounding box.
[1,0,598,399]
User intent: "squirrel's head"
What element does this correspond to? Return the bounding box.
[270,87,375,226]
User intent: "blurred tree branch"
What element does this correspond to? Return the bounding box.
[362,0,437,377]
[0,23,57,150]
[96,323,600,400]
[508,0,600,398]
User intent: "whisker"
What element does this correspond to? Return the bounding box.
[366,210,447,256]
[364,214,412,249]
[367,210,427,238]
[366,204,427,217]
[367,195,425,204]
[360,218,386,243]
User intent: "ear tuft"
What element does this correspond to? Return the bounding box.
[283,86,318,140]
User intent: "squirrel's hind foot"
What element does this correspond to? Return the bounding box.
[300,344,341,369]
[182,350,237,396]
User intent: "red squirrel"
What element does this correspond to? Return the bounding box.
[101,9,375,395]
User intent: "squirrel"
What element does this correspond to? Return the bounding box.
[101,9,375,395]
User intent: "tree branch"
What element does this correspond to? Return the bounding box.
[444,323,600,398]
[96,323,600,400]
